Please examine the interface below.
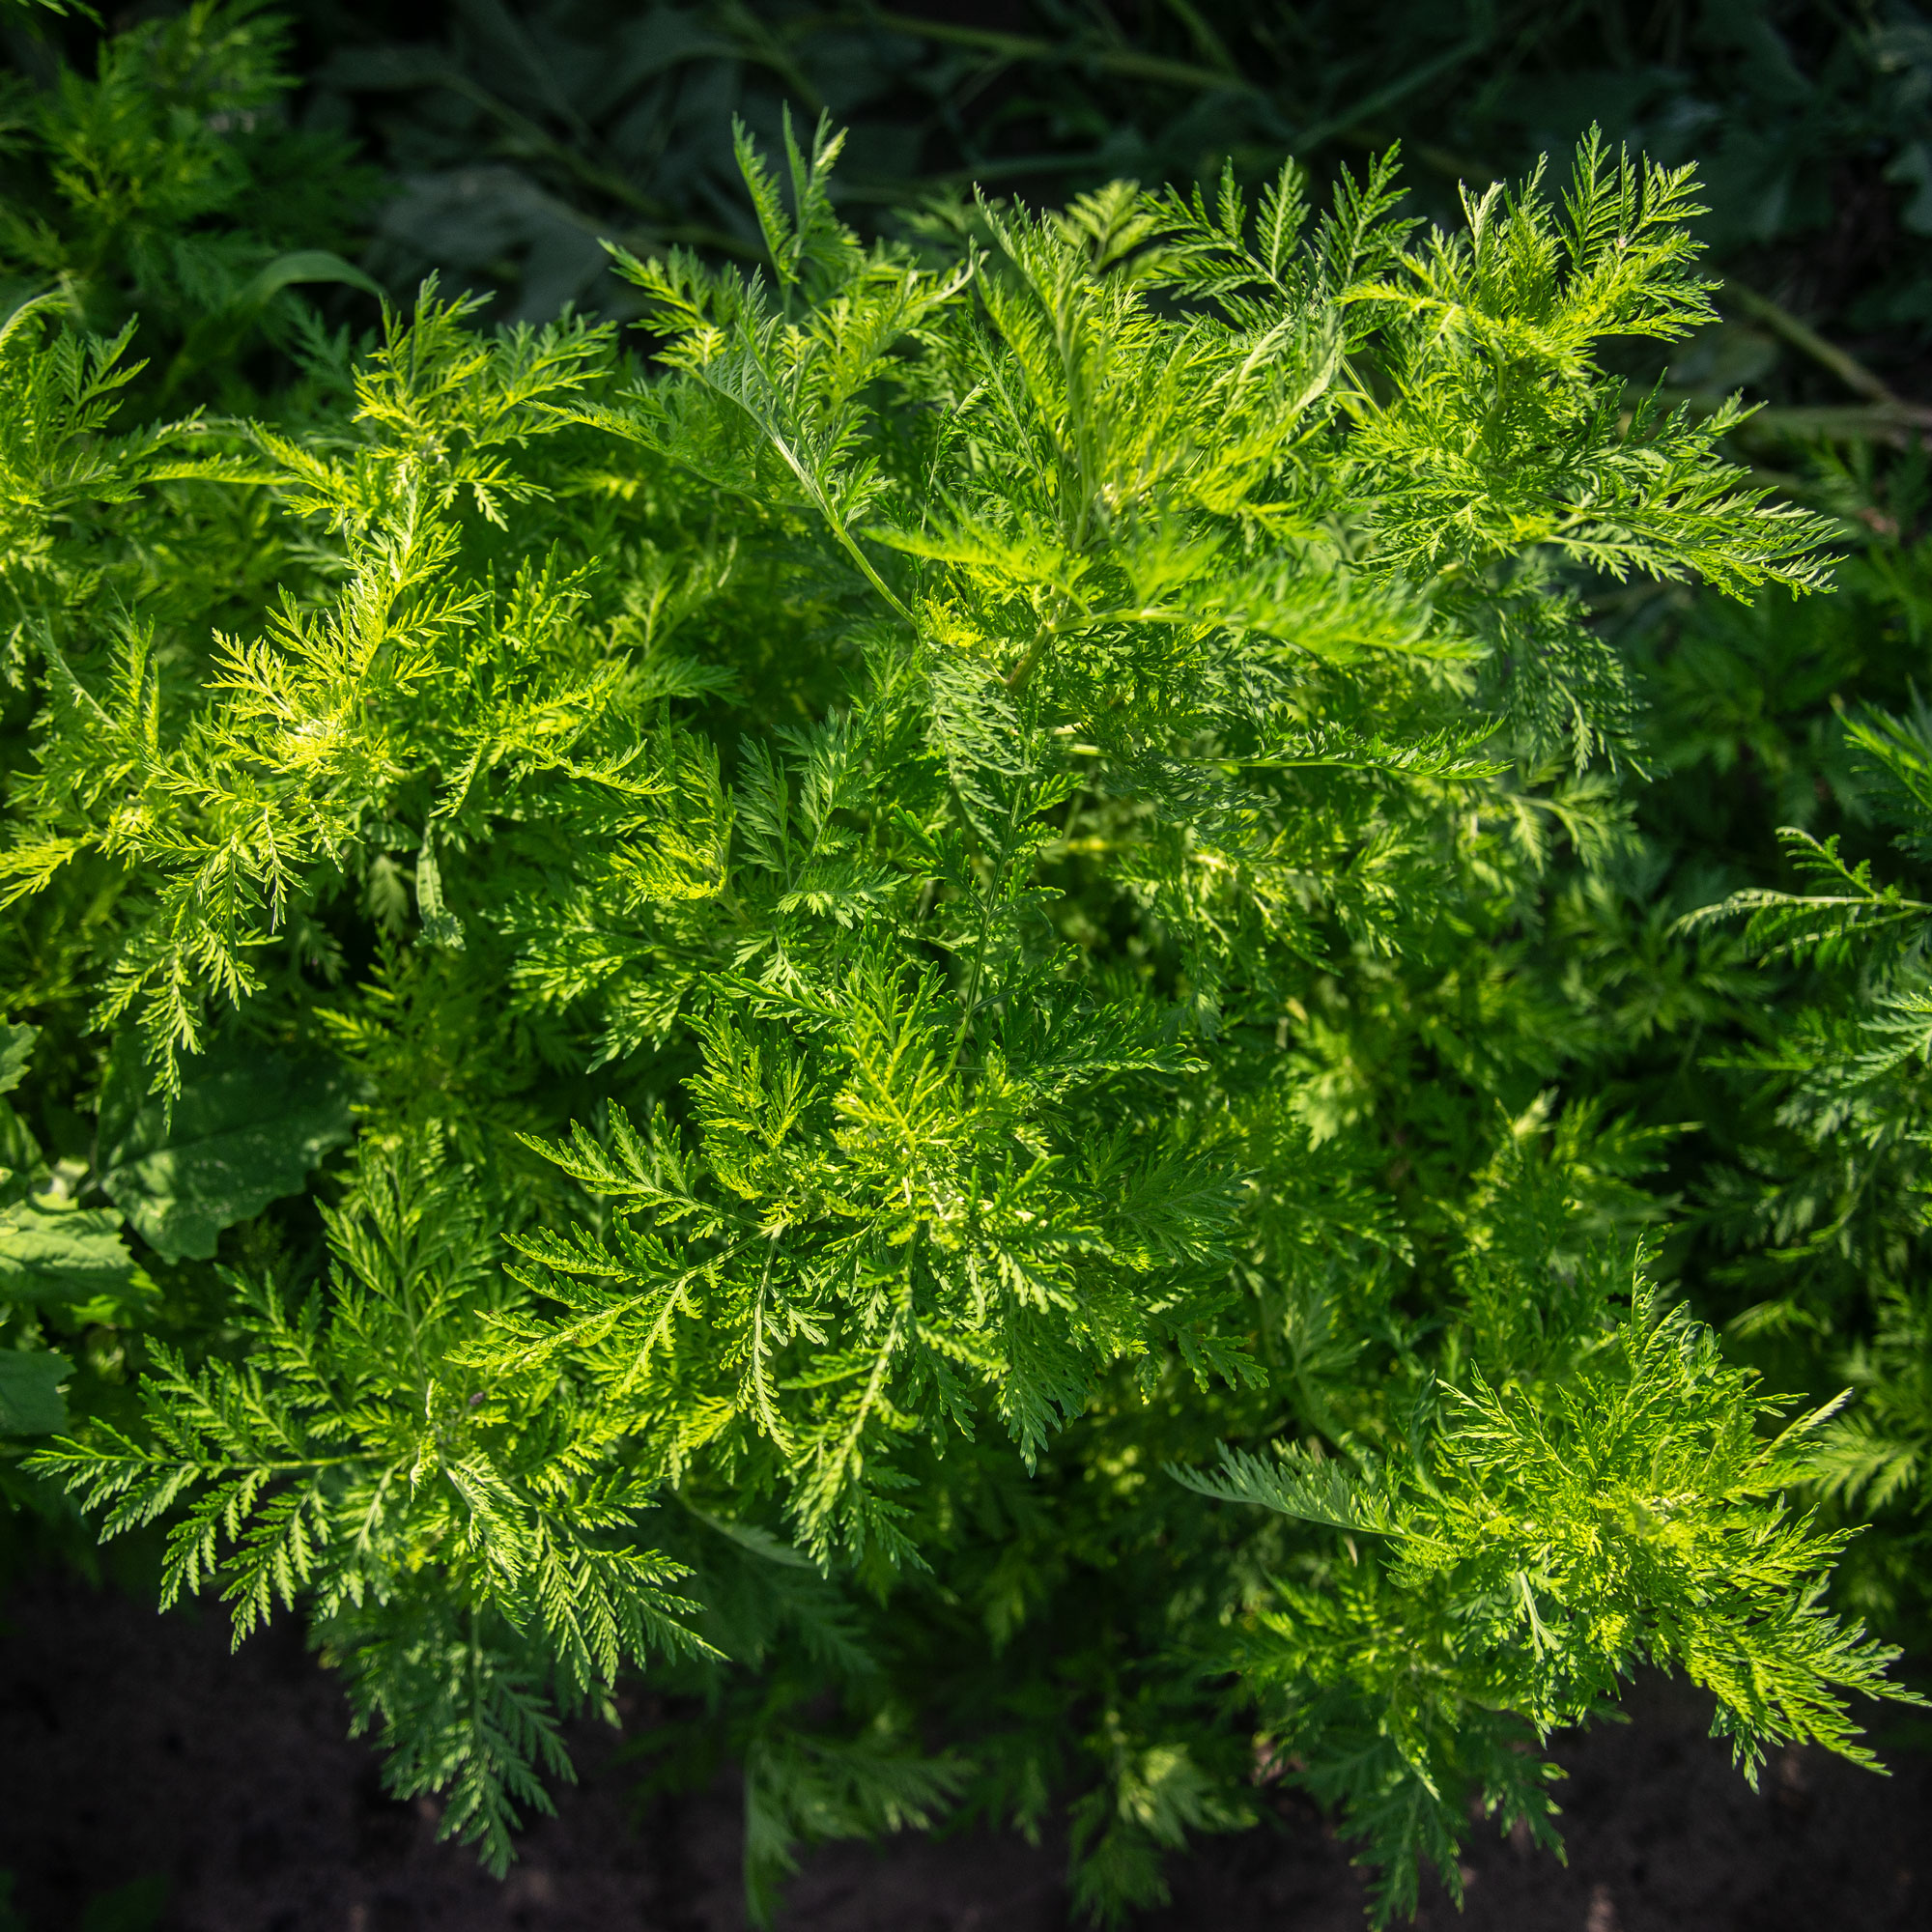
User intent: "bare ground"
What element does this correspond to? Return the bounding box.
[2,1573,1925,1932]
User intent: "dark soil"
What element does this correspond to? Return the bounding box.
[2,1572,1927,1932]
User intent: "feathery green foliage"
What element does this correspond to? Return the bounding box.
[0,9,1918,1920]
[0,0,382,408]
[1680,584,1932,1638]
[1177,1280,1902,1917]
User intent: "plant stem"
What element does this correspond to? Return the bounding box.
[1721,279,1898,407]
[838,8,1264,94]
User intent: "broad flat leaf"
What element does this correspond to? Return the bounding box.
[1,1022,43,1189]
[0,1021,34,1096]
[0,1349,71,1435]
[235,248,385,310]
[99,1040,355,1263]
[0,1101,40,1187]
[0,1197,133,1300]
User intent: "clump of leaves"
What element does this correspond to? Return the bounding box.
[1680,564,1932,1641]
[0,0,383,409]
[1180,1277,1901,1919]
[1,25,1916,1920]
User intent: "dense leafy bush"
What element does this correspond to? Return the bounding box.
[1671,474,1932,1638]
[3,6,1930,1925]
[0,0,381,409]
